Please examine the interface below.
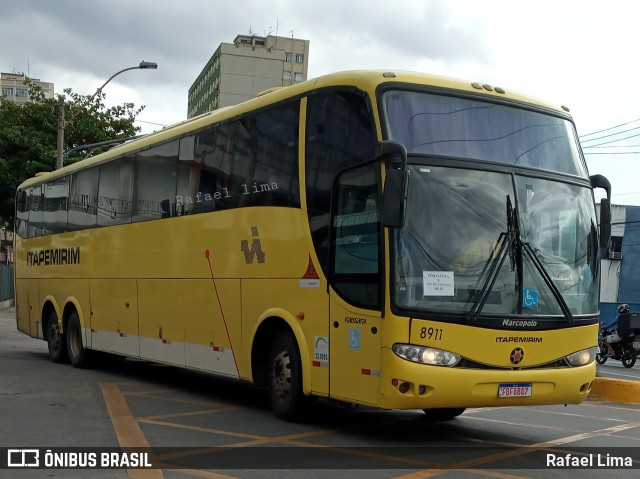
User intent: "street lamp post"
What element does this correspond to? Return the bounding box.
[56,60,158,169]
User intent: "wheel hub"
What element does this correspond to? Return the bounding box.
[271,350,292,399]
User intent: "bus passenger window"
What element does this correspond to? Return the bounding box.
[134,141,178,222]
[15,189,28,238]
[43,176,70,235]
[68,168,98,231]
[26,185,44,238]
[97,158,134,227]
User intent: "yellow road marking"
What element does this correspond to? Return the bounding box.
[100,382,164,479]
[102,381,640,478]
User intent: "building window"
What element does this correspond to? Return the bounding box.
[294,72,303,83]
[295,53,304,64]
[16,88,28,97]
[2,87,14,96]
[285,52,292,62]
[609,236,623,260]
[283,71,292,81]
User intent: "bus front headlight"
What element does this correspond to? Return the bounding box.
[565,347,597,366]
[392,344,461,366]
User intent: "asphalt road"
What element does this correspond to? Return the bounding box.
[1,306,639,479]
[596,357,640,381]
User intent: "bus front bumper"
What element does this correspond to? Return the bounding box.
[376,349,596,410]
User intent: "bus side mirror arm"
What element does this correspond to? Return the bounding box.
[590,174,611,249]
[378,141,409,228]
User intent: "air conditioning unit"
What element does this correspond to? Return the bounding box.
[608,251,622,260]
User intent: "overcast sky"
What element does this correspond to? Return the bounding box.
[2,0,640,205]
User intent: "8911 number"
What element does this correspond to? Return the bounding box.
[420,327,443,340]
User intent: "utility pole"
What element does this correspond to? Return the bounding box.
[56,96,65,170]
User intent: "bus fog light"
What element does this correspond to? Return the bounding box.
[392,344,461,366]
[565,347,597,366]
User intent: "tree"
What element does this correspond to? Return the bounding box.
[0,79,144,229]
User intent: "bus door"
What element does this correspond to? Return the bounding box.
[329,164,383,405]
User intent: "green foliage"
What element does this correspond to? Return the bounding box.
[0,78,144,229]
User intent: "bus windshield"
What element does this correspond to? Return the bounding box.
[382,90,587,177]
[392,165,600,318]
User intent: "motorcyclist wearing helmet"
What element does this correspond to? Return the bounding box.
[602,304,630,357]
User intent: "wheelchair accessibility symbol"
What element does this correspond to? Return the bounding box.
[349,328,361,350]
[523,288,538,309]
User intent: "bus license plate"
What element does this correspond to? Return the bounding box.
[498,383,532,398]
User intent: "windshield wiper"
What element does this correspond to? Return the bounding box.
[468,195,518,318]
[521,242,573,323]
[468,195,573,323]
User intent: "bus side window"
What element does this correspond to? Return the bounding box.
[15,189,28,237]
[134,140,178,222]
[175,123,236,215]
[331,163,382,309]
[27,185,44,238]
[234,102,300,208]
[97,157,134,227]
[43,176,70,235]
[68,168,99,231]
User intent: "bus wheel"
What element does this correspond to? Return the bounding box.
[422,408,466,421]
[66,312,90,368]
[46,311,68,364]
[268,332,305,421]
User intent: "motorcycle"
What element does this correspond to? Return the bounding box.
[595,311,640,368]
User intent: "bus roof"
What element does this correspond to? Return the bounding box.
[18,70,571,189]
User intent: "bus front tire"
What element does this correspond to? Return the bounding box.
[422,408,466,421]
[46,311,68,364]
[268,332,306,421]
[66,312,90,368]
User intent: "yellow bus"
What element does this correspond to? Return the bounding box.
[14,70,612,421]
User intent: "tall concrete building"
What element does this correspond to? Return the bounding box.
[188,34,310,118]
[0,72,54,104]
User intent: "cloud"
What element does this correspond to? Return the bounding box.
[2,0,640,203]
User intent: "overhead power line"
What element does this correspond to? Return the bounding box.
[137,119,168,127]
[581,131,640,148]
[580,125,640,143]
[586,145,640,148]
[580,118,640,138]
[583,151,640,155]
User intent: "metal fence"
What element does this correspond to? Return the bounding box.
[0,263,14,302]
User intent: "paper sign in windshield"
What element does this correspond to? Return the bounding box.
[423,271,455,296]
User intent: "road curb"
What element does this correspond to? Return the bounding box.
[588,377,640,404]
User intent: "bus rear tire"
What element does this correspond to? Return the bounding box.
[46,310,68,364]
[66,312,90,368]
[268,331,306,421]
[422,408,466,421]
